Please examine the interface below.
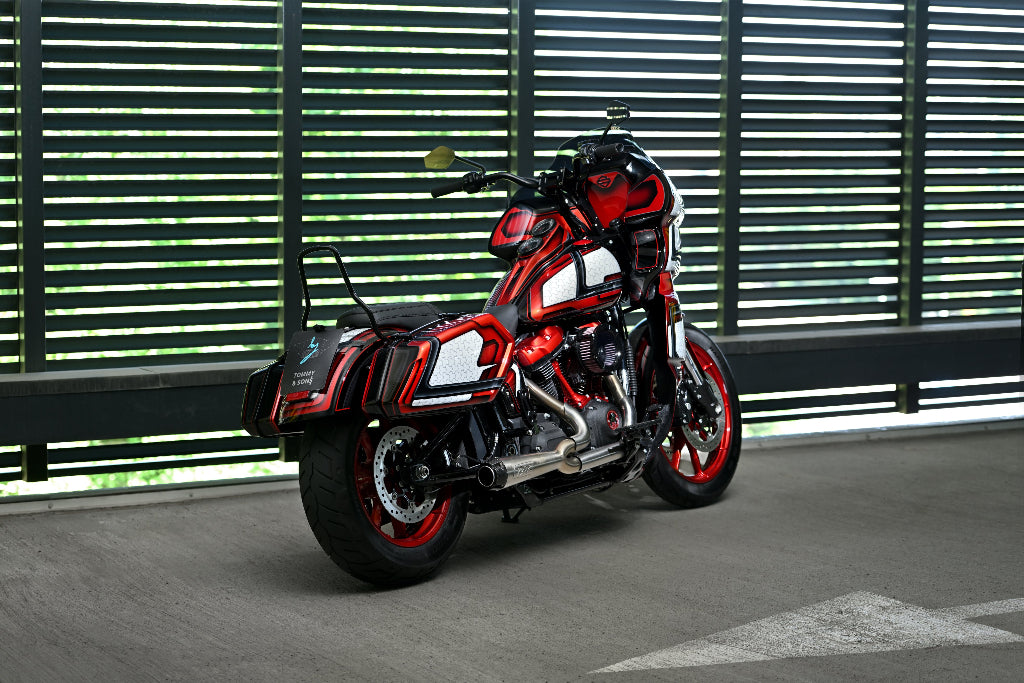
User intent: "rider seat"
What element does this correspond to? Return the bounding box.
[336,302,520,338]
[336,302,443,331]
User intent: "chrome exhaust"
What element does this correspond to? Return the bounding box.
[476,378,586,490]
[476,374,636,490]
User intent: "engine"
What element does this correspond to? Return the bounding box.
[514,319,629,449]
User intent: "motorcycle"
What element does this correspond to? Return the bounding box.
[241,102,742,586]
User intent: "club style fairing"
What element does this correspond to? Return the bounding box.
[240,102,741,587]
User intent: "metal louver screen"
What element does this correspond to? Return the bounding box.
[533,0,724,329]
[299,1,511,323]
[0,2,1020,485]
[924,0,1023,323]
[739,0,906,333]
[41,0,281,370]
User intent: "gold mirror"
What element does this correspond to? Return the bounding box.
[425,146,456,170]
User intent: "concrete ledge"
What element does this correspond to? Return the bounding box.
[0,475,298,516]
[0,322,1018,446]
[0,360,263,398]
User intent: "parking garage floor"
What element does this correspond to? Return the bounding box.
[1,422,1022,682]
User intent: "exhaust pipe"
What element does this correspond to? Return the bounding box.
[476,374,635,490]
[476,437,581,489]
[477,377,587,490]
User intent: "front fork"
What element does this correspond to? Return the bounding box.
[647,276,722,425]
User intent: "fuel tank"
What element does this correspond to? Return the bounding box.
[487,198,624,324]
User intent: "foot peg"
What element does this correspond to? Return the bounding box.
[618,404,671,482]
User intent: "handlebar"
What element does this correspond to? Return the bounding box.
[592,142,624,159]
[429,143,626,198]
[431,171,540,198]
[430,177,471,198]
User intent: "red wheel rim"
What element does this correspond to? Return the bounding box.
[352,423,451,548]
[663,341,734,483]
[638,337,735,484]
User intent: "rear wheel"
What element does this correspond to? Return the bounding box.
[636,322,742,508]
[299,416,468,586]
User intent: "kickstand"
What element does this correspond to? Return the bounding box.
[501,507,527,524]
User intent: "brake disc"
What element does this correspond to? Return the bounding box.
[680,372,725,453]
[373,425,437,524]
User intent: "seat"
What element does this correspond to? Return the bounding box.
[336,302,443,331]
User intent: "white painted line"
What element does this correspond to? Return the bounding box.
[594,592,1024,673]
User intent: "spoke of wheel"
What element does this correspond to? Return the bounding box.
[391,519,409,538]
[687,443,704,476]
[354,470,373,490]
[668,446,682,471]
[369,501,384,529]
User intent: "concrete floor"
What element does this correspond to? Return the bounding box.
[1,424,1021,682]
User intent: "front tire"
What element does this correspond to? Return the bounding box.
[636,323,742,508]
[299,416,468,586]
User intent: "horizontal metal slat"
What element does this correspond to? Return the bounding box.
[303,115,509,135]
[44,0,276,23]
[302,92,510,113]
[303,27,506,52]
[535,75,721,96]
[741,228,897,244]
[742,23,902,44]
[44,158,280,178]
[536,95,721,116]
[46,265,279,288]
[310,51,509,71]
[42,45,278,68]
[539,54,720,77]
[50,286,279,311]
[304,6,509,31]
[743,80,903,98]
[540,0,716,14]
[43,136,277,154]
[47,348,275,373]
[46,307,277,334]
[42,199,278,222]
[43,68,278,89]
[44,180,278,202]
[47,328,278,355]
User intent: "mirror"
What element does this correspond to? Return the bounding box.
[606,100,630,126]
[425,146,456,170]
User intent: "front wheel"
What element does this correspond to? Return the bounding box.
[299,416,469,586]
[636,322,742,508]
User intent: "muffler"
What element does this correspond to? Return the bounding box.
[476,375,634,490]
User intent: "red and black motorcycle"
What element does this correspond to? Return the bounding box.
[241,102,741,586]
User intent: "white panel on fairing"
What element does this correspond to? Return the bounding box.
[541,261,577,308]
[582,247,621,287]
[427,330,486,387]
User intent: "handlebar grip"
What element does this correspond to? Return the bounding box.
[592,143,624,159]
[431,177,468,198]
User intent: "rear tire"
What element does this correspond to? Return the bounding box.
[299,416,468,586]
[636,323,742,508]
